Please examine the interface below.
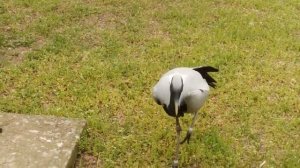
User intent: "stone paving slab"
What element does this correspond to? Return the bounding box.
[0,112,86,168]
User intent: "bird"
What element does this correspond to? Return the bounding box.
[152,66,218,167]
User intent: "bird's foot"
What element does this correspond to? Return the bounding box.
[172,160,179,168]
[180,128,193,144]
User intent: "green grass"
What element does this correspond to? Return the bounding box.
[1,0,299,167]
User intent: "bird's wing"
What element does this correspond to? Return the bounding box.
[192,66,218,88]
[184,89,209,113]
[152,75,171,106]
[179,68,210,93]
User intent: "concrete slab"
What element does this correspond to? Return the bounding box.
[0,112,86,168]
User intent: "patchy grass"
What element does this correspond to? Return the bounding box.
[0,0,299,167]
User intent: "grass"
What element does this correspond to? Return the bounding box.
[0,0,299,167]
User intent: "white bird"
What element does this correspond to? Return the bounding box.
[152,66,218,167]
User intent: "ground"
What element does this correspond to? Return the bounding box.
[0,0,299,167]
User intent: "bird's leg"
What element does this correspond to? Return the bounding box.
[173,116,181,168]
[180,112,198,144]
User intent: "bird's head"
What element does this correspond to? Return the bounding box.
[170,74,183,101]
[170,74,183,116]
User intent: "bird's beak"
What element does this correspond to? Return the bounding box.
[175,100,179,117]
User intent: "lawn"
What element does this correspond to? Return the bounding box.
[0,0,299,167]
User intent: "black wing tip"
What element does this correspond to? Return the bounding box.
[193,66,218,88]
[209,82,216,88]
[193,66,219,72]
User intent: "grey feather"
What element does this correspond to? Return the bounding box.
[152,66,218,117]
